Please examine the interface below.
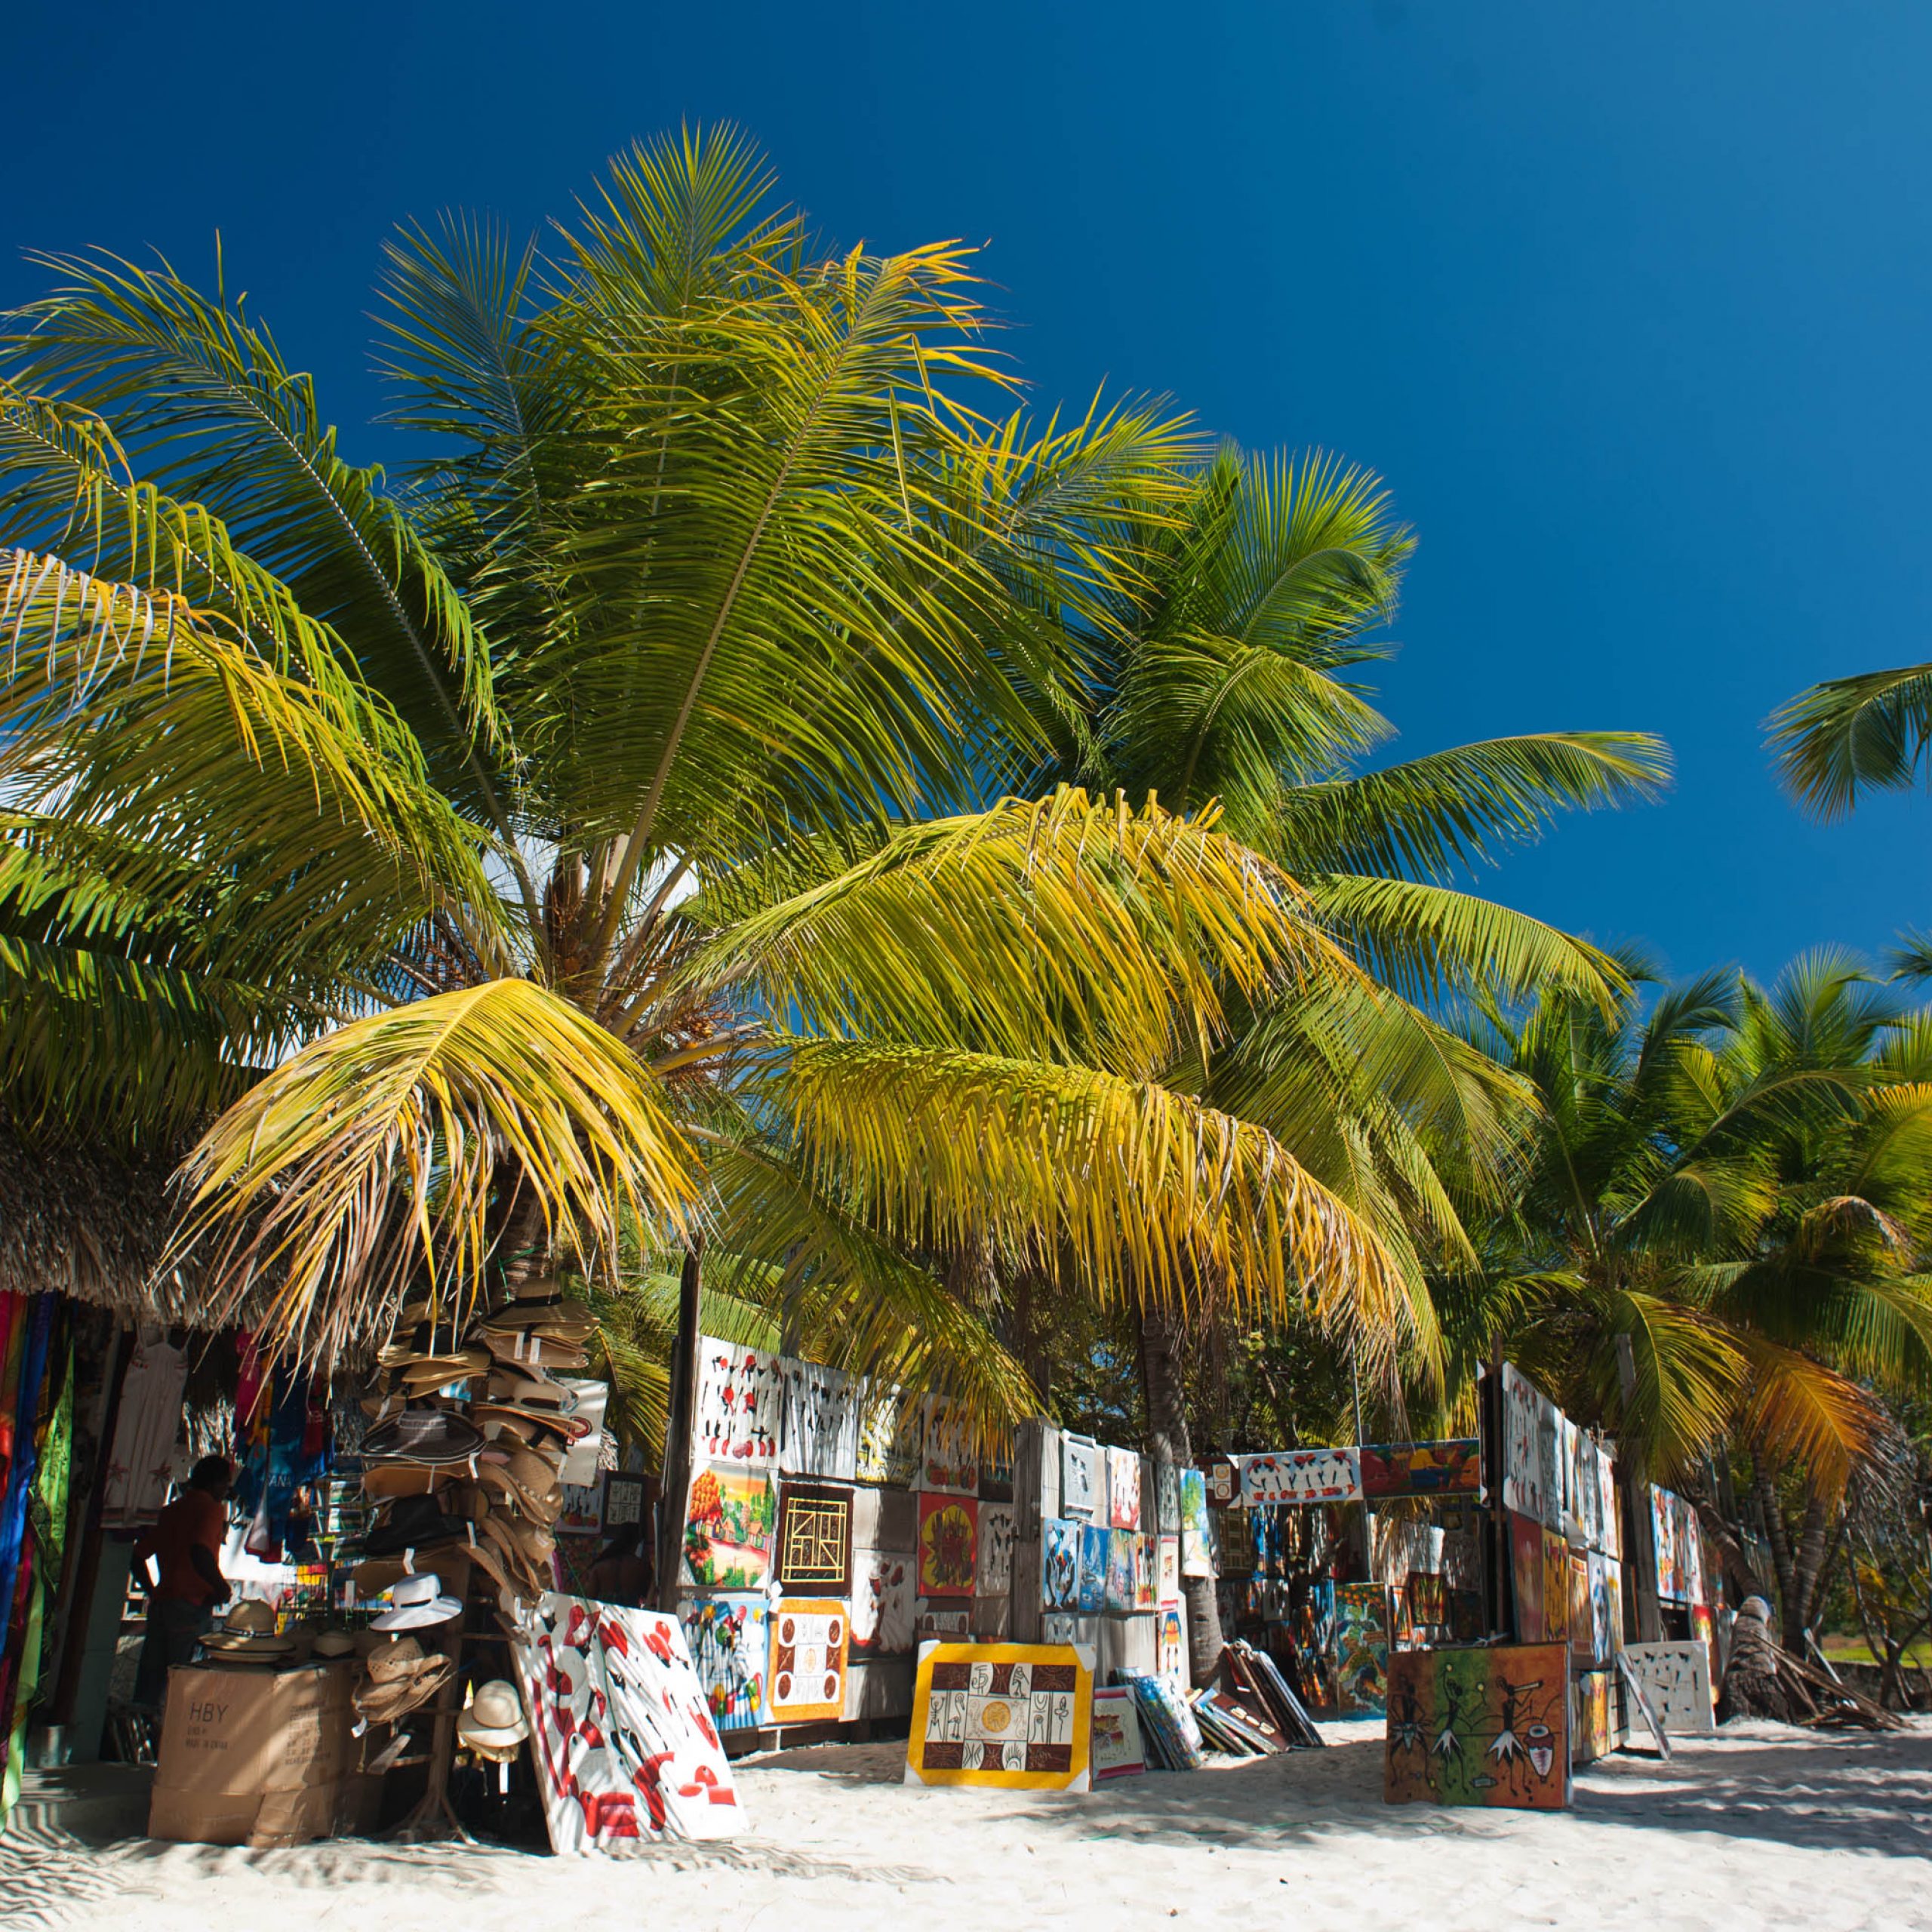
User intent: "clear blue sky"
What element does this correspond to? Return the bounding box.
[9,0,1930,983]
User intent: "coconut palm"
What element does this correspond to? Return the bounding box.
[0,131,1420,1430]
[1770,662,1932,817]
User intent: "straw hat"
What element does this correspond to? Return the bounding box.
[361,1460,455,1501]
[457,1679,529,1758]
[362,1408,487,1466]
[354,1637,455,1726]
[201,1599,297,1660]
[482,1331,590,1372]
[371,1570,464,1632]
[312,1629,358,1658]
[472,1402,592,1451]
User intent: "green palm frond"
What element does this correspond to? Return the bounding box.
[1768,660,1932,817]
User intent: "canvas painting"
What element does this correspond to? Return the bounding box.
[854,1382,921,1487]
[1042,1517,1081,1610]
[778,1359,861,1480]
[1567,1552,1593,1664]
[918,1491,980,1598]
[1157,1605,1186,1679]
[1360,1439,1483,1500]
[1060,1432,1101,1518]
[1044,1611,1100,1649]
[1571,1669,1614,1764]
[851,1549,916,1657]
[1104,1527,1136,1612]
[776,1480,854,1594]
[1157,1535,1181,1606]
[681,1463,778,1590]
[1587,1552,1620,1665]
[1236,1447,1363,1506]
[980,1431,1015,1500]
[1205,1457,1240,1507]
[1179,1468,1212,1577]
[921,1395,979,1496]
[1383,1642,1572,1810]
[1541,1527,1571,1644]
[1536,1397,1564,1534]
[1509,1511,1546,1642]
[677,1592,770,1731]
[767,1598,849,1724]
[975,1502,1015,1598]
[906,1641,1095,1790]
[1155,1462,1181,1534]
[1089,1684,1147,1780]
[1078,1521,1109,1613]
[1334,1583,1392,1716]
[917,1602,972,1639]
[1133,1533,1158,1611]
[512,1593,743,1848]
[1596,1444,1622,1560]
[1623,1640,1715,1735]
[1498,1363,1545,1522]
[695,1337,781,1467]
[1105,1447,1143,1529]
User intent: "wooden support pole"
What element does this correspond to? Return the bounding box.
[654,1240,703,1613]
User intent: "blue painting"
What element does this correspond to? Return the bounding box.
[1078,1521,1109,1613]
[1043,1516,1080,1609]
[1105,1527,1136,1612]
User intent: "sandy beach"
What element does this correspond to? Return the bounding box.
[8,1718,1930,1932]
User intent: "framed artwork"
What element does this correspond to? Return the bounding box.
[1383,1643,1571,1810]
[1156,1535,1180,1606]
[694,1337,780,1467]
[1359,1440,1482,1500]
[1498,1363,1544,1522]
[511,1593,742,1848]
[1042,1517,1080,1610]
[975,1502,1014,1598]
[604,1472,647,1534]
[1103,1527,1136,1612]
[677,1592,770,1730]
[557,1479,605,1538]
[1622,1640,1715,1736]
[767,1598,849,1724]
[1205,1457,1239,1507]
[1334,1583,1392,1716]
[1077,1521,1109,1614]
[1060,1433,1100,1518]
[1133,1533,1158,1611]
[1089,1685,1146,1781]
[905,1641,1094,1790]
[680,1463,777,1590]
[1567,1552,1592,1666]
[854,1382,921,1487]
[921,1396,978,1496]
[1106,1447,1143,1530]
[1596,1444,1623,1560]
[918,1492,980,1599]
[778,1360,861,1480]
[1587,1552,1620,1666]
[1236,1448,1362,1506]
[776,1480,854,1593]
[851,1549,916,1657]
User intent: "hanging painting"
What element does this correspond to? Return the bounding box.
[775,1481,854,1594]
[1206,1457,1240,1507]
[511,1593,743,1849]
[1587,1552,1620,1666]
[778,1360,861,1480]
[980,1431,1015,1501]
[1133,1533,1158,1611]
[1540,1528,1571,1644]
[1334,1583,1392,1716]
[1383,1642,1571,1810]
[1157,1535,1180,1606]
[1155,1461,1181,1534]
[1498,1363,1544,1522]
[680,1463,777,1590]
[921,1396,979,1496]
[1179,1469,1212,1577]
[1107,1447,1143,1530]
[767,1598,849,1724]
[1103,1527,1136,1612]
[851,1549,916,1657]
[1078,1521,1109,1614]
[1595,1444,1622,1560]
[1060,1433,1101,1518]
[905,1641,1094,1790]
[676,1592,771,1731]
[1236,1448,1362,1506]
[1042,1517,1081,1610]
[694,1337,781,1468]
[1157,1605,1186,1679]
[854,1382,921,1487]
[1567,1552,1592,1665]
[1622,1640,1715,1735]
[1509,1511,1546,1642]
[1360,1440,1482,1500]
[918,1492,980,1599]
[1089,1684,1147,1780]
[975,1502,1014,1598]
[917,1602,972,1640]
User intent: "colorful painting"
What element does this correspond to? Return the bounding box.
[921,1396,978,1496]
[917,1602,972,1640]
[1360,1439,1482,1500]
[906,1641,1095,1790]
[851,1549,915,1657]
[511,1593,742,1849]
[1060,1433,1101,1518]
[778,1359,861,1479]
[1571,1668,1614,1764]
[975,1502,1014,1598]
[1106,1446,1143,1529]
[1236,1447,1362,1506]
[1567,1552,1592,1664]
[1089,1684,1146,1780]
[1104,1527,1136,1612]
[1334,1583,1392,1716]
[1078,1521,1109,1613]
[1133,1532,1158,1611]
[1541,1528,1571,1644]
[1157,1606,1186,1680]
[776,1480,854,1593]
[695,1337,781,1467]
[677,1592,771,1730]
[1155,1461,1181,1533]
[1587,1552,1620,1665]
[1383,1643,1572,1810]
[1179,1468,1211,1577]
[1509,1511,1546,1641]
[1042,1517,1081,1610]
[854,1381,921,1486]
[1498,1363,1545,1522]
[1623,1640,1715,1735]
[767,1598,849,1724]
[1157,1535,1180,1606]
[1205,1457,1240,1506]
[1403,1571,1449,1636]
[1596,1444,1622,1561]
[918,1492,980,1598]
[681,1462,777,1589]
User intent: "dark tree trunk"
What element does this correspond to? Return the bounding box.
[1754,1467,1796,1629]
[1138,1301,1221,1684]
[1787,1491,1834,1653]
[654,1240,703,1611]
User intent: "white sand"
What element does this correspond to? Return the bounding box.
[10,1718,1932,1932]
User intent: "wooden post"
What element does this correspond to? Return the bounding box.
[654,1240,703,1613]
[1616,1335,1663,1641]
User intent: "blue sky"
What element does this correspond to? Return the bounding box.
[8,0,1930,983]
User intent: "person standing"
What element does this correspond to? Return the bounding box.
[131,1456,233,1709]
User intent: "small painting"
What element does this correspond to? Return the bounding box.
[1107,1447,1143,1530]
[1360,1439,1482,1500]
[1541,1527,1571,1644]
[1133,1532,1158,1611]
[1623,1639,1715,1735]
[1104,1527,1136,1612]
[1089,1684,1146,1781]
[681,1463,778,1590]
[1571,1667,1614,1764]
[1498,1363,1545,1522]
[694,1337,781,1468]
[776,1480,854,1594]
[768,1598,848,1724]
[1155,1462,1182,1533]
[1179,1468,1211,1577]
[1042,1517,1081,1610]
[1383,1642,1571,1810]
[1078,1521,1109,1614]
[1157,1535,1180,1606]
[906,1641,1094,1790]
[1334,1582,1392,1716]
[1509,1510,1546,1642]
[918,1491,980,1599]
[778,1359,861,1480]
[1157,1605,1186,1680]
[851,1549,916,1657]
[1237,1447,1362,1506]
[854,1381,921,1487]
[1060,1433,1101,1518]
[975,1502,1015,1598]
[677,1592,771,1730]
[921,1396,979,1496]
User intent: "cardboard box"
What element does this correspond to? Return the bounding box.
[149,1778,349,1849]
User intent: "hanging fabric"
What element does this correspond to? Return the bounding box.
[100,1327,189,1530]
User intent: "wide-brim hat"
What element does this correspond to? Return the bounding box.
[312,1629,357,1658]
[484,1361,575,1402]
[371,1592,463,1631]
[457,1680,529,1751]
[475,1449,565,1524]
[355,1654,454,1725]
[364,1492,470,1557]
[478,1515,555,1599]
[362,1408,487,1467]
[472,1402,592,1450]
[483,1331,590,1372]
[362,1460,456,1501]
[202,1632,297,1657]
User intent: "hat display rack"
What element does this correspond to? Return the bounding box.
[348,1270,597,1838]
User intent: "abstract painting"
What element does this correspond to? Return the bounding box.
[767,1598,849,1724]
[778,1359,861,1480]
[694,1337,781,1467]
[1157,1535,1180,1606]
[1334,1583,1392,1716]
[854,1382,921,1487]
[1567,1552,1592,1665]
[1078,1521,1109,1614]
[1134,1532,1158,1611]
[1541,1528,1571,1644]
[921,1396,978,1496]
[512,1593,743,1848]
[1236,1447,1362,1506]
[1571,1668,1613,1764]
[1042,1517,1081,1610]
[1509,1511,1546,1642]
[1205,1457,1240,1507]
[1107,1447,1143,1530]
[677,1592,771,1731]
[975,1502,1015,1598]
[1383,1643,1572,1810]
[1104,1527,1136,1612]
[1060,1433,1101,1518]
[851,1549,915,1657]
[918,1492,980,1598]
[1623,1640,1715,1735]
[776,1481,854,1593]
[1498,1363,1545,1522]
[916,1602,972,1640]
[1089,1684,1146,1780]
[1360,1439,1482,1500]
[906,1641,1095,1790]
[1155,1461,1181,1534]
[680,1463,777,1590]
[1587,1551,1621,1666]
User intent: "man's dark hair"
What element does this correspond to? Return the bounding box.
[189,1455,233,1491]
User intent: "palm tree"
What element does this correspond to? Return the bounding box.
[0,131,1412,1432]
[1770,663,1932,817]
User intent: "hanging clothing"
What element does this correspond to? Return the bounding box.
[232,1338,331,1563]
[100,1327,189,1531]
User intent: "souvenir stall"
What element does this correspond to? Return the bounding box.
[1620,1484,1718,1737]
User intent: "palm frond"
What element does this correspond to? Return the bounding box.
[1768,661,1932,817]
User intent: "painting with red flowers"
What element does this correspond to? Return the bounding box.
[918,1491,980,1598]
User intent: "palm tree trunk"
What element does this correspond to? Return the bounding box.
[1137,1301,1222,1684]
[1787,1492,1834,1653]
[1754,1467,1795,1629]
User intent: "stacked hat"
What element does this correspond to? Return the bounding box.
[353,1634,456,1727]
[371,1570,465,1631]
[456,1679,530,1761]
[202,1599,297,1667]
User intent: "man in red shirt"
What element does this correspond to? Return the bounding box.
[131,1456,234,1709]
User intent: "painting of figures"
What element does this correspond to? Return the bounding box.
[1334,1583,1393,1715]
[1384,1644,1572,1810]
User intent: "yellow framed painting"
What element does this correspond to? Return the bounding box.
[906,1641,1095,1792]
